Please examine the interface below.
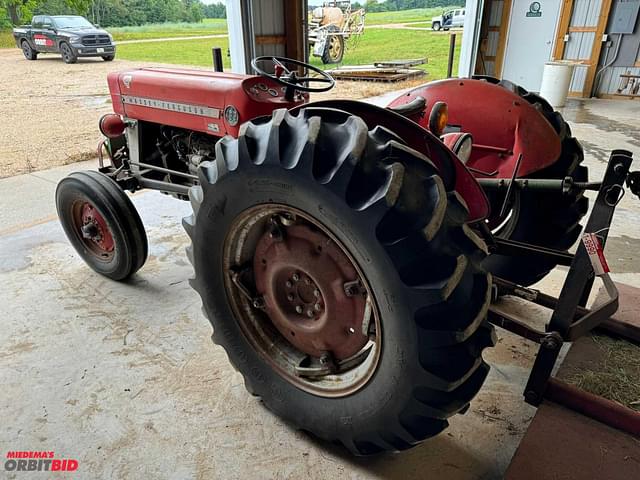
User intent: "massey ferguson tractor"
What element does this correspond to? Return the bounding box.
[56,57,639,455]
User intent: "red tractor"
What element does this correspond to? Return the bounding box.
[56,57,638,455]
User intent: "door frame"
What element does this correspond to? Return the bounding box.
[552,0,613,96]
[501,0,562,90]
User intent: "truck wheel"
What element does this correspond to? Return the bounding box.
[321,25,344,64]
[60,42,78,64]
[102,55,115,62]
[56,171,148,281]
[21,40,37,60]
[184,108,494,454]
[478,78,589,286]
[432,22,441,31]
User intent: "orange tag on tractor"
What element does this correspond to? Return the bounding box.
[582,233,610,276]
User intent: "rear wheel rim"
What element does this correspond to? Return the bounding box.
[485,189,521,236]
[22,42,31,56]
[222,204,382,398]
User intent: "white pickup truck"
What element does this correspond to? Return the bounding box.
[431,8,465,31]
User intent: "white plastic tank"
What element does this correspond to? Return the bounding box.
[539,61,576,108]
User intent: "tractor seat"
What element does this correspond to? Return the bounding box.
[387,96,426,117]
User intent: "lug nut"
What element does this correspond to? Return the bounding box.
[304,278,311,285]
[285,281,292,288]
[292,273,300,282]
[313,289,320,298]
[295,305,303,314]
[287,294,294,301]
[314,303,321,312]
[306,309,314,318]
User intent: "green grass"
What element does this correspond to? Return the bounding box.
[110,19,227,42]
[327,29,461,80]
[1,29,14,48]
[365,7,460,25]
[0,19,228,47]
[116,36,231,68]
[1,10,461,49]
[116,29,460,81]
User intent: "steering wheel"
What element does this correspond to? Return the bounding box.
[251,56,335,101]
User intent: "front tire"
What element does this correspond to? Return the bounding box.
[21,40,37,60]
[60,42,77,64]
[185,108,494,454]
[432,22,441,31]
[56,171,148,280]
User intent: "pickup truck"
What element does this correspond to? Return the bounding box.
[431,8,465,31]
[13,15,116,64]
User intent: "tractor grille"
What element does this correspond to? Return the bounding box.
[81,34,111,46]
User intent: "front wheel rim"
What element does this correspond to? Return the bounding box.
[222,204,382,398]
[70,200,115,261]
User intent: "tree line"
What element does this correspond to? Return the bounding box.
[0,0,226,28]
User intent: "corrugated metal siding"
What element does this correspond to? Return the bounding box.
[598,66,640,94]
[569,0,602,26]
[487,31,500,56]
[565,0,604,93]
[489,0,504,25]
[569,64,589,91]
[252,0,286,58]
[564,31,595,59]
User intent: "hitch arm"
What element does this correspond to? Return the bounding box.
[522,149,633,405]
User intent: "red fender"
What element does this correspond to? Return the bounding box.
[294,100,490,222]
[387,79,562,179]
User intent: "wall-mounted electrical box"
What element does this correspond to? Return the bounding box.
[610,0,640,34]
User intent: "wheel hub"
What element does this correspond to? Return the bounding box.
[80,203,114,253]
[253,221,369,360]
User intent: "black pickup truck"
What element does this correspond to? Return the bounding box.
[13,15,116,64]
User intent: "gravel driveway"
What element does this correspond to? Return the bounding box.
[0,49,133,178]
[0,48,425,178]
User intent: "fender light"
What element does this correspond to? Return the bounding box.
[442,132,473,164]
[99,114,126,138]
[428,101,448,136]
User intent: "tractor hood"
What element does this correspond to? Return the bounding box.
[107,67,304,137]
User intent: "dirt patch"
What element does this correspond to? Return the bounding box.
[0,48,425,178]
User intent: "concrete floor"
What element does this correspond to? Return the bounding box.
[1,98,638,479]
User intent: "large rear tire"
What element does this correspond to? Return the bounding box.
[184,108,495,454]
[476,77,589,286]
